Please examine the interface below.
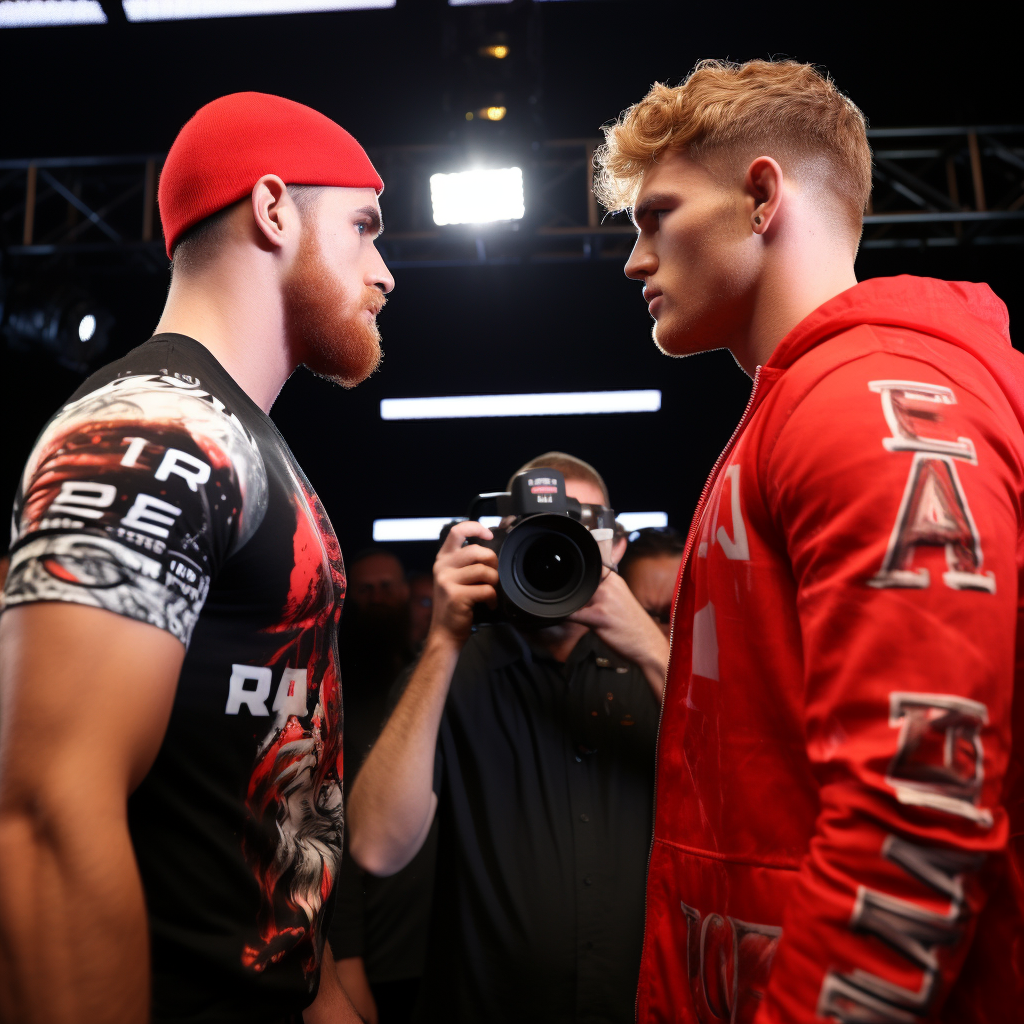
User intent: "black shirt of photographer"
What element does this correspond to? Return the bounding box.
[417,622,659,1024]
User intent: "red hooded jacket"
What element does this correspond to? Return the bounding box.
[637,276,1024,1024]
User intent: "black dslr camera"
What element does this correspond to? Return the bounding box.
[442,468,617,627]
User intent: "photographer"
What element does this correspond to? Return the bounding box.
[348,452,667,1024]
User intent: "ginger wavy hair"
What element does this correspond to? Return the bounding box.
[594,60,872,232]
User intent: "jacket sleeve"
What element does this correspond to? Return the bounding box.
[756,348,1023,1023]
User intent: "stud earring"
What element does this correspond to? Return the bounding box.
[754,215,762,225]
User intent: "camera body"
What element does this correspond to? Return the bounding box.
[444,468,615,628]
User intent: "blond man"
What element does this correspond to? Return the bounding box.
[596,60,1024,1023]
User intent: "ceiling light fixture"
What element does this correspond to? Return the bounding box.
[380,390,662,420]
[122,0,394,21]
[429,167,524,226]
[373,513,668,543]
[0,1,106,27]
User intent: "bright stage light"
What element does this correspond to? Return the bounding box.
[374,514,667,543]
[380,390,662,421]
[480,45,508,59]
[429,167,524,226]
[2,285,112,372]
[122,0,394,21]
[0,1,107,26]
[78,314,97,343]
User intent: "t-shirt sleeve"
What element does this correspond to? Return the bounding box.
[4,371,268,647]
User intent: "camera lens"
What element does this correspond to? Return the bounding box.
[497,512,602,624]
[516,533,582,600]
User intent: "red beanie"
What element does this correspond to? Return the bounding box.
[158,91,383,259]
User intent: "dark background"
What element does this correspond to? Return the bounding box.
[2,0,1021,570]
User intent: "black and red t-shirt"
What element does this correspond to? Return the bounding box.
[4,334,346,1023]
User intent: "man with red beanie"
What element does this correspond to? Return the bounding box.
[0,92,393,1024]
[596,60,1024,1023]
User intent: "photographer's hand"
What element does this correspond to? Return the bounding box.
[429,521,499,646]
[569,570,668,701]
[348,521,499,878]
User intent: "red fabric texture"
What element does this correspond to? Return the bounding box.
[638,276,1024,1023]
[158,91,383,258]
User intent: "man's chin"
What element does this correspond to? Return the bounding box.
[652,316,715,359]
[304,327,383,388]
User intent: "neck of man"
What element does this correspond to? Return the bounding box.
[528,620,589,664]
[729,212,859,378]
[153,247,299,415]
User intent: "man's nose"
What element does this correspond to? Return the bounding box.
[370,246,395,294]
[624,236,655,282]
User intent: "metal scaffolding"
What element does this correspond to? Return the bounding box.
[1,126,1022,271]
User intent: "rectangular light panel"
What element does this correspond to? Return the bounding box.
[448,1,513,6]
[380,390,661,421]
[617,512,669,532]
[0,1,106,26]
[123,0,394,20]
[374,514,668,543]
[429,167,525,226]
[373,517,500,542]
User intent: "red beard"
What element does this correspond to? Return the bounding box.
[283,227,385,388]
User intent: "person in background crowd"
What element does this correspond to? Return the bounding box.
[347,451,668,1024]
[596,58,1024,1022]
[618,527,684,639]
[0,92,391,1024]
[348,548,411,610]
[332,549,437,1024]
[340,548,414,773]
[407,572,434,651]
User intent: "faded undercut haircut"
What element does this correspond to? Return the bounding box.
[170,184,324,274]
[511,451,610,506]
[594,59,872,235]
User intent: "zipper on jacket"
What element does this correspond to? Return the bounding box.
[635,366,764,1020]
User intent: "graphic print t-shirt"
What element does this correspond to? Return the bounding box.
[4,335,346,1024]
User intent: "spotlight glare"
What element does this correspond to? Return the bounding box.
[483,106,507,121]
[480,45,509,59]
[429,167,525,226]
[78,314,97,343]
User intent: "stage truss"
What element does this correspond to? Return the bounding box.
[1,126,1022,272]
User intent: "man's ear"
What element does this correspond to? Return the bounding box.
[251,174,296,251]
[745,156,784,236]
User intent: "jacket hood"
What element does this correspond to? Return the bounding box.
[769,275,1024,429]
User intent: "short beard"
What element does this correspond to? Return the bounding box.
[283,225,385,388]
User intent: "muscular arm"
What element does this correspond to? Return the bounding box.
[0,603,184,1024]
[302,942,365,1024]
[347,522,497,877]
